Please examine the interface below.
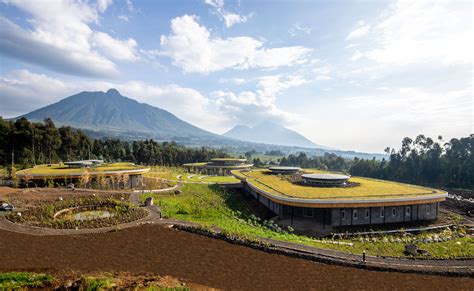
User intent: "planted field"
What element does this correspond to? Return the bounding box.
[235,169,446,199]
[143,184,473,259]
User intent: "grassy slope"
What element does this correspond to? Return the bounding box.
[236,169,445,199]
[143,184,472,259]
[0,272,53,289]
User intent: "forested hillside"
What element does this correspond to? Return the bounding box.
[280,135,473,189]
[0,117,228,170]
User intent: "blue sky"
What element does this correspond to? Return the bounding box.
[0,0,472,153]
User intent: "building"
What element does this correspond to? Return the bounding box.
[232,169,447,230]
[15,162,149,189]
[268,166,302,175]
[63,160,104,168]
[183,158,253,176]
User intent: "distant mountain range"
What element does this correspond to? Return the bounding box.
[17,89,228,144]
[224,122,332,149]
[14,89,386,160]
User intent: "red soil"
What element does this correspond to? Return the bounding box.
[1,224,472,290]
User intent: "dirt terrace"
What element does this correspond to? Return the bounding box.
[1,224,473,290]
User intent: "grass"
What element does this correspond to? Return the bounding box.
[146,166,239,184]
[0,272,53,289]
[15,162,148,176]
[142,183,473,259]
[234,169,446,200]
[82,276,116,290]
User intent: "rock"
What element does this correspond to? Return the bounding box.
[405,243,432,256]
[144,197,154,206]
[405,244,418,256]
[417,249,431,256]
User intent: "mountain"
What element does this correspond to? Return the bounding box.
[16,89,228,144]
[223,121,331,149]
[15,89,385,160]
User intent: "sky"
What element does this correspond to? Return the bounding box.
[0,0,472,153]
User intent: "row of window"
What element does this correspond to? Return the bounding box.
[340,205,432,220]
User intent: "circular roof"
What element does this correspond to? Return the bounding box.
[301,173,350,181]
[269,166,302,171]
[211,158,247,162]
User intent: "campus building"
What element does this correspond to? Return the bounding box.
[183,158,253,176]
[15,162,150,189]
[232,169,447,230]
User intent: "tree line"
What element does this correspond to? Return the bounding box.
[350,135,473,188]
[279,134,473,189]
[0,117,228,171]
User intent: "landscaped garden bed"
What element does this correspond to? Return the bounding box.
[6,196,147,229]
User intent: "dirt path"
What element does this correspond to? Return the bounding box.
[1,224,473,290]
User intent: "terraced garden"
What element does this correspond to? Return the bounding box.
[142,184,473,259]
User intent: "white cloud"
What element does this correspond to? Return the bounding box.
[289,23,312,37]
[0,69,227,132]
[96,0,113,12]
[92,32,138,61]
[0,70,77,117]
[219,78,246,85]
[204,0,249,27]
[212,75,307,126]
[160,15,312,73]
[346,21,370,40]
[351,0,473,65]
[204,0,223,8]
[0,0,139,77]
[118,15,129,21]
[222,13,248,28]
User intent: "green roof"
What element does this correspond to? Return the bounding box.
[16,162,149,177]
[232,169,446,200]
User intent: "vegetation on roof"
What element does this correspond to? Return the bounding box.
[16,162,147,176]
[182,162,208,167]
[233,169,445,200]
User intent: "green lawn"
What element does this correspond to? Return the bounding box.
[0,272,53,289]
[142,184,473,259]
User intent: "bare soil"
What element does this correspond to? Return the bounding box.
[1,224,473,290]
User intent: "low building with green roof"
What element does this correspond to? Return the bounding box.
[232,168,447,230]
[183,158,253,176]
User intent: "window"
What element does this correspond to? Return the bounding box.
[406,206,411,216]
[365,209,370,219]
[353,209,358,219]
[392,207,396,217]
[341,210,346,220]
[381,207,385,217]
[303,208,313,217]
[426,205,431,214]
